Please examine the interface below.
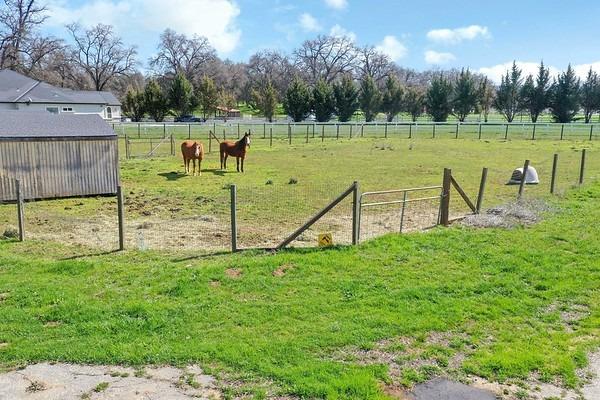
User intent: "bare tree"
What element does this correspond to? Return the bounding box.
[356,46,393,85]
[293,35,358,85]
[67,23,137,91]
[0,0,51,69]
[246,50,294,97]
[149,29,216,82]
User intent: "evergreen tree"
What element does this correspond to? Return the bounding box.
[143,79,169,122]
[333,75,359,122]
[381,75,404,122]
[494,61,523,122]
[283,76,311,122]
[426,74,453,122]
[252,80,278,122]
[404,86,425,122]
[549,65,581,123]
[169,72,194,118]
[196,75,219,120]
[478,77,495,123]
[359,75,381,122]
[581,68,600,123]
[451,69,478,122]
[123,87,145,122]
[520,61,551,122]
[312,79,335,122]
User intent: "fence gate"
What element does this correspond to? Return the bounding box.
[125,134,175,158]
[358,186,443,242]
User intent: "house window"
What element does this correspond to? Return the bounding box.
[46,107,59,114]
[62,107,73,112]
[106,107,112,119]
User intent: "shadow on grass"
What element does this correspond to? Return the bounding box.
[158,171,187,181]
[60,249,121,260]
[203,168,228,176]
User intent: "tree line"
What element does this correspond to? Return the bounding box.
[2,0,600,123]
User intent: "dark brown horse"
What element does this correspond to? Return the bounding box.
[220,132,251,172]
[181,140,204,176]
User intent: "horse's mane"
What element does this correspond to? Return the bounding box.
[235,136,247,151]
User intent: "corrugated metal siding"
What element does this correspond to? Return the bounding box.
[0,138,119,201]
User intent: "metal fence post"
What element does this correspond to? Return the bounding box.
[478,123,482,139]
[560,124,564,140]
[270,127,273,147]
[432,124,436,138]
[163,123,166,138]
[16,179,24,242]
[263,123,266,139]
[384,123,388,138]
[288,123,292,145]
[476,168,488,213]
[518,159,530,199]
[230,184,237,252]
[408,123,412,139]
[579,149,586,185]
[590,125,594,141]
[137,122,141,138]
[170,134,174,156]
[352,181,360,245]
[455,123,459,139]
[117,185,125,250]
[504,124,509,140]
[550,153,558,194]
[440,168,451,226]
[237,123,240,139]
[188,124,191,139]
[349,124,353,139]
[399,190,408,232]
[306,125,309,143]
[322,125,325,142]
[532,124,536,140]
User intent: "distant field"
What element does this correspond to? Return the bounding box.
[1,136,596,253]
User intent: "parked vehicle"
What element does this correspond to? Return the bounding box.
[175,115,203,123]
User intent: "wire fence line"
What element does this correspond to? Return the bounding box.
[113,121,600,149]
[0,149,595,253]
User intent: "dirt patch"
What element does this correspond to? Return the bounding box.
[225,268,242,279]
[0,363,221,400]
[462,199,553,229]
[272,264,294,277]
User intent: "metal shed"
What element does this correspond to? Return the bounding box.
[0,111,119,202]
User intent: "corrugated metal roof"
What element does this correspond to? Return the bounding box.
[0,111,117,139]
[0,69,121,105]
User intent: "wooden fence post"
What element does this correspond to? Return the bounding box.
[349,124,353,139]
[288,123,292,145]
[455,123,459,139]
[478,123,482,139]
[170,134,174,156]
[237,123,240,139]
[337,123,340,139]
[476,168,488,213]
[432,124,436,138]
[230,184,237,252]
[590,125,594,141]
[163,123,166,138]
[312,123,316,138]
[208,131,212,153]
[124,134,130,159]
[579,149,586,185]
[322,125,325,142]
[560,124,564,140]
[16,179,24,242]
[408,123,412,139]
[440,168,451,226]
[361,124,364,137]
[263,123,266,139]
[518,159,530,199]
[117,185,125,250]
[352,181,360,245]
[384,123,388,138]
[550,153,558,194]
[504,124,509,140]
[188,124,191,139]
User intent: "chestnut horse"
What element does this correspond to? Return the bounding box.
[181,140,204,176]
[220,132,251,172]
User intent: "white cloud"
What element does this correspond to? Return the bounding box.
[572,62,600,79]
[424,50,456,65]
[299,13,321,32]
[324,0,347,10]
[375,35,407,62]
[47,0,241,55]
[329,24,356,41]
[426,25,490,45]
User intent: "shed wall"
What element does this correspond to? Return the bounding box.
[0,138,119,201]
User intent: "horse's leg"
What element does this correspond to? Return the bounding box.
[224,154,228,169]
[198,159,202,176]
[236,157,240,172]
[220,151,224,169]
[241,156,244,173]
[184,157,189,174]
[193,159,197,176]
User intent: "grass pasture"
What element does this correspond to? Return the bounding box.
[0,136,597,252]
[1,180,600,399]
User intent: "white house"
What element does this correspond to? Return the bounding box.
[0,69,121,121]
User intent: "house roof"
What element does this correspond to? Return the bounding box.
[0,111,117,139]
[0,69,121,106]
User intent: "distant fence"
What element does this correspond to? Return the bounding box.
[113,122,600,148]
[1,147,593,254]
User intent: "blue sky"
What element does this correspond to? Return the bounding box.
[43,0,600,82]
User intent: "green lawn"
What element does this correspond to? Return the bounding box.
[1,182,600,398]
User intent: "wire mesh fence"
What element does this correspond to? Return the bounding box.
[236,181,354,249]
